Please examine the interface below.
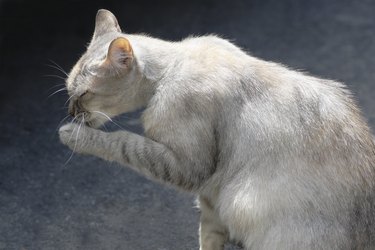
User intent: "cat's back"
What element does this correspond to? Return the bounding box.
[201,38,375,249]
[142,34,375,249]
[176,35,251,75]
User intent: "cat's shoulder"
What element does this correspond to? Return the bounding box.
[182,34,228,43]
[180,34,242,52]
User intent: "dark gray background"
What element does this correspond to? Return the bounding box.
[0,0,374,249]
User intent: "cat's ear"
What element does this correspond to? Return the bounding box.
[103,37,133,71]
[93,9,121,39]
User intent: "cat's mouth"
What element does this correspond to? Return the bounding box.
[71,110,112,129]
[84,119,95,128]
[85,118,107,129]
[86,112,110,129]
[82,116,102,129]
[71,112,99,128]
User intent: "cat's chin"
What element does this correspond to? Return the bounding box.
[85,119,105,129]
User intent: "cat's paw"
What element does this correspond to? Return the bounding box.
[59,123,87,153]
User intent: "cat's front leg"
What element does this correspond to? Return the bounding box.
[59,122,212,191]
[199,196,228,250]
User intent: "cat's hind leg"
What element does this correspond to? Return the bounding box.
[198,196,228,250]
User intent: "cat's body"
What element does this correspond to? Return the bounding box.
[59,10,375,249]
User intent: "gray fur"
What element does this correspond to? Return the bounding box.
[59,9,375,249]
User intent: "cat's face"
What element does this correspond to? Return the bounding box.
[65,10,141,128]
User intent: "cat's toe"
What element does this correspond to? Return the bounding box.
[59,123,78,147]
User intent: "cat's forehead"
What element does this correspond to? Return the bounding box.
[65,37,112,89]
[66,58,94,92]
[66,33,128,94]
[65,61,86,93]
[87,33,117,55]
[85,42,107,59]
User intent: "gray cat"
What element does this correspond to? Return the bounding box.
[59,9,375,250]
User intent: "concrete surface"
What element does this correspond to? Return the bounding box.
[0,0,374,249]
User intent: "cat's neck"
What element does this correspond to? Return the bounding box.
[125,35,179,109]
[129,35,178,84]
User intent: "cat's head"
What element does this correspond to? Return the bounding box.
[65,9,143,128]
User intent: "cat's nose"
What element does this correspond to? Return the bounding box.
[68,100,79,117]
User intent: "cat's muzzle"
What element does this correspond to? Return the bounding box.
[68,99,84,118]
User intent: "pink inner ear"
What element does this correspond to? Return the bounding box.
[107,37,133,68]
[120,57,130,65]
[109,49,131,67]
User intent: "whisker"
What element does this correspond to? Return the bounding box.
[44,83,67,97]
[92,110,112,121]
[47,87,67,99]
[50,114,72,140]
[91,110,126,130]
[65,94,76,106]
[49,59,67,72]
[118,114,139,121]
[46,64,69,78]
[101,122,109,132]
[45,83,66,92]
[64,115,84,166]
[74,119,83,150]
[69,114,80,126]
[43,74,67,80]
[55,114,72,134]
[67,117,79,142]
[47,59,69,77]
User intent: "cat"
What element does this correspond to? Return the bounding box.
[59,9,375,250]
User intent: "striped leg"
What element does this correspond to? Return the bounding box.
[59,123,214,191]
